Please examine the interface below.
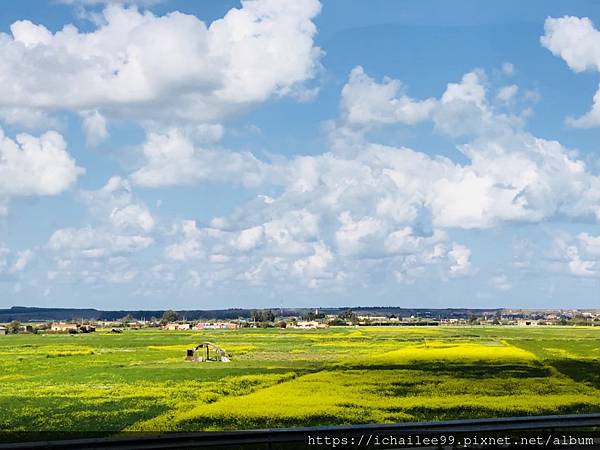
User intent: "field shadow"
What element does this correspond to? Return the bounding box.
[336,360,552,379]
[391,402,600,422]
[547,359,600,388]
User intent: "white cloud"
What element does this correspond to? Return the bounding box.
[48,227,153,258]
[0,128,83,199]
[341,66,436,126]
[490,275,512,291]
[156,146,473,290]
[335,211,383,256]
[501,62,515,76]
[433,132,599,228]
[541,16,600,73]
[137,68,600,244]
[28,60,600,297]
[0,1,322,129]
[44,176,156,286]
[496,85,518,102]
[384,228,447,255]
[79,176,155,232]
[10,249,33,274]
[448,244,472,276]
[550,233,600,277]
[142,67,600,294]
[566,88,600,128]
[130,128,268,187]
[433,70,505,137]
[234,226,264,252]
[165,220,204,261]
[292,242,333,280]
[578,233,600,256]
[81,110,108,146]
[0,246,34,279]
[541,16,600,127]
[47,254,140,285]
[134,69,600,295]
[0,108,58,130]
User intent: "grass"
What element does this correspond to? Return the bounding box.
[0,326,599,438]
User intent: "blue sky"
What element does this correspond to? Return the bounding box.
[0,0,599,309]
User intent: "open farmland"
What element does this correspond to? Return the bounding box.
[0,326,599,439]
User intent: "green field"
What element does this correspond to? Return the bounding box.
[1,326,600,438]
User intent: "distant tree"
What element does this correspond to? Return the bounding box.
[337,309,358,324]
[328,318,348,326]
[302,310,325,321]
[263,309,275,322]
[7,321,21,334]
[277,321,287,329]
[161,310,179,324]
[251,309,275,323]
[120,314,135,326]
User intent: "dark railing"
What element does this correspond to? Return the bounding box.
[1,414,599,450]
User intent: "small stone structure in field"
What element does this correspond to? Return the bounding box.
[186,342,230,362]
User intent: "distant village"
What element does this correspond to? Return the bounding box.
[1,307,599,335]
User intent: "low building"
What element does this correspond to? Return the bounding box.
[0,326,6,335]
[294,321,328,329]
[195,322,239,330]
[50,322,79,333]
[517,319,539,326]
[165,323,191,331]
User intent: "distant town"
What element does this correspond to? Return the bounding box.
[0,306,599,335]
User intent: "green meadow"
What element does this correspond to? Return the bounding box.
[1,326,599,439]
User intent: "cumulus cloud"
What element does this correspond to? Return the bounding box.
[130,128,268,187]
[165,220,204,261]
[36,62,600,297]
[0,108,58,130]
[79,176,155,232]
[0,1,322,132]
[496,85,518,102]
[47,254,140,285]
[192,68,600,230]
[48,227,153,258]
[132,66,600,293]
[0,246,34,278]
[81,110,108,146]
[132,66,600,296]
[448,244,472,276]
[155,143,474,290]
[0,128,83,200]
[541,16,600,127]
[551,233,600,277]
[341,66,436,126]
[541,16,600,73]
[45,176,156,286]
